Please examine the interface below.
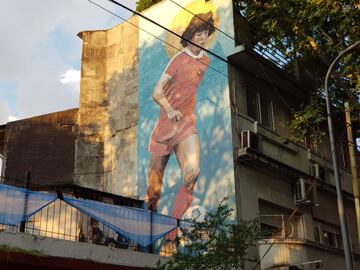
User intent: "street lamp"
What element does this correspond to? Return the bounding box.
[324,40,360,270]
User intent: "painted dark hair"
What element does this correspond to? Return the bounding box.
[180,11,215,47]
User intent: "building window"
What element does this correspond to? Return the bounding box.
[59,124,74,132]
[336,234,343,250]
[314,221,342,249]
[314,226,320,243]
[323,230,336,247]
[337,141,350,170]
[246,88,275,130]
[260,223,281,238]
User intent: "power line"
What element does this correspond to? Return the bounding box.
[89,1,359,169]
[87,4,321,269]
[107,0,228,64]
[169,0,360,118]
[87,0,251,110]
[105,0,297,109]
[82,4,357,265]
[167,0,296,111]
[169,0,234,42]
[102,0,302,114]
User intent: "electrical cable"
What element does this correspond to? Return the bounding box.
[84,4,310,267]
[107,0,228,64]
[84,2,359,266]
[87,0,245,112]
[92,0,296,119]
[92,0,359,183]
[103,0,358,121]
[89,0,359,177]
[168,0,234,42]
[87,4,328,269]
[88,0,230,80]
[102,0,360,121]
[167,0,298,111]
[169,0,360,118]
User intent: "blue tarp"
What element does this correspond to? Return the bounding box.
[0,184,57,225]
[0,183,179,247]
[64,197,178,247]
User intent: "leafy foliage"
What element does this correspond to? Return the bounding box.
[156,201,260,270]
[235,0,359,86]
[136,0,162,12]
[285,91,327,146]
[235,0,360,145]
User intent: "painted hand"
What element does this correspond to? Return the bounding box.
[167,110,183,121]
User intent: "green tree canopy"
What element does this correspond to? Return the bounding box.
[235,0,360,145]
[235,0,359,90]
[156,201,259,270]
[136,0,162,12]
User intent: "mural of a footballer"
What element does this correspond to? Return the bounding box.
[145,11,215,249]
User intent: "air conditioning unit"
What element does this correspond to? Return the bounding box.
[310,163,325,180]
[239,130,259,151]
[294,178,307,205]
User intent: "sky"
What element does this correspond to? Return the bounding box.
[0,0,137,172]
[0,0,136,125]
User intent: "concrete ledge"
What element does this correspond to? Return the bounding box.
[0,231,164,269]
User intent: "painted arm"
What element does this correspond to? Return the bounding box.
[152,74,183,121]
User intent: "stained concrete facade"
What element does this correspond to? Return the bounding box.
[75,17,139,198]
[228,49,360,269]
[1,109,77,188]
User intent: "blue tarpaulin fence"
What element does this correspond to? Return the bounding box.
[64,197,177,247]
[0,183,179,247]
[0,184,57,226]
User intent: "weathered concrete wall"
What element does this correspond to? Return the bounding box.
[75,16,139,198]
[2,109,77,187]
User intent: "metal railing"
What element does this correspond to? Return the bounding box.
[0,199,141,251]
[253,40,291,70]
[259,214,305,240]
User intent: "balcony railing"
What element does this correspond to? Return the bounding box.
[0,199,141,250]
[260,214,305,240]
[0,182,187,256]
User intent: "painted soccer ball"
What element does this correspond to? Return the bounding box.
[183,205,207,222]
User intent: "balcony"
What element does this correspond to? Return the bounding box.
[259,214,360,270]
[0,183,177,269]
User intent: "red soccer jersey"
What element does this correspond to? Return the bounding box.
[148,49,210,156]
[162,48,210,116]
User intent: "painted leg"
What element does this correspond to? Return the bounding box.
[167,134,200,240]
[146,154,170,211]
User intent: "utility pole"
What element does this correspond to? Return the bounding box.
[324,40,360,270]
[344,101,360,245]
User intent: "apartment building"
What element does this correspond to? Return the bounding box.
[0,0,359,269]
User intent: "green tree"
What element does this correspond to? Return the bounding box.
[234,0,360,145]
[156,201,259,270]
[136,0,162,12]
